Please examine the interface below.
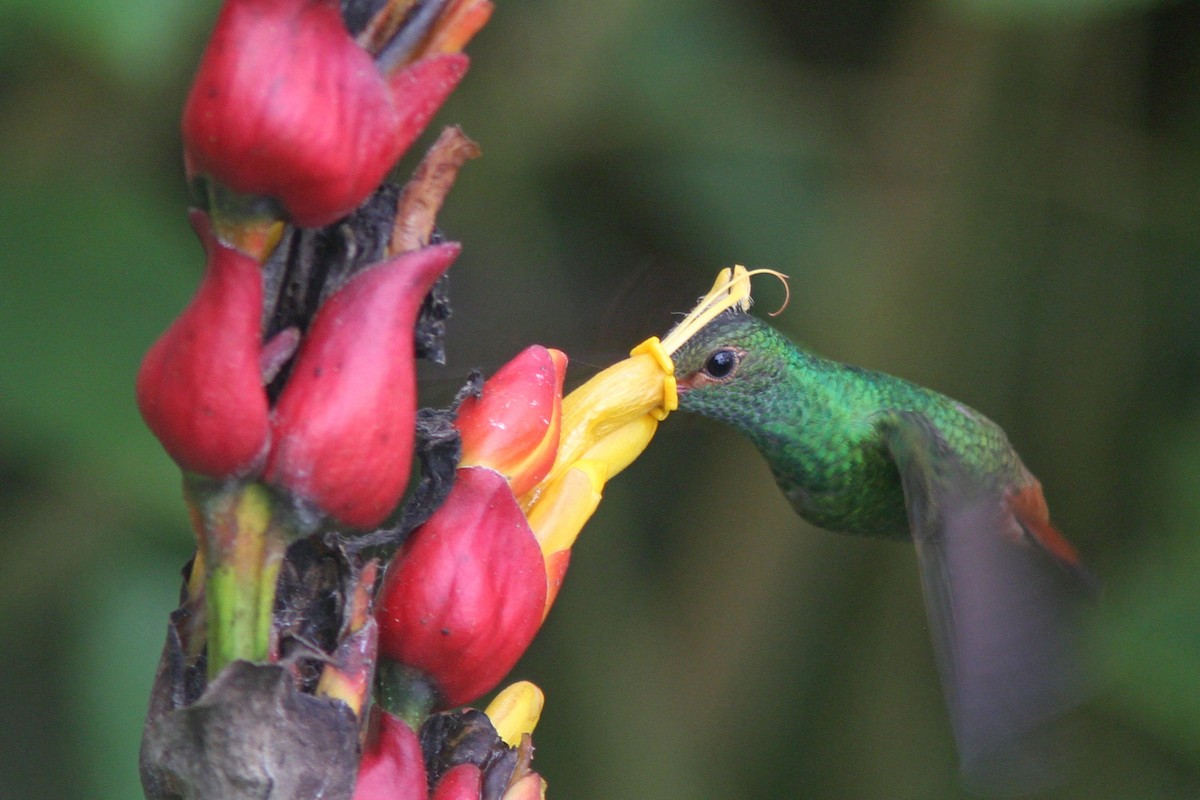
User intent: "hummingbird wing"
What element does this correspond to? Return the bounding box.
[882,411,1091,794]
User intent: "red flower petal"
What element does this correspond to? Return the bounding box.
[265,243,459,528]
[353,712,427,800]
[431,764,482,800]
[136,210,269,477]
[542,548,571,618]
[183,0,468,227]
[376,467,548,709]
[456,346,567,498]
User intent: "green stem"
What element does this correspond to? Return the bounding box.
[204,181,284,261]
[375,660,440,732]
[186,478,285,681]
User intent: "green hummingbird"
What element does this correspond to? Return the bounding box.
[670,308,1096,792]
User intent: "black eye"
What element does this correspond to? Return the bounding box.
[702,349,738,379]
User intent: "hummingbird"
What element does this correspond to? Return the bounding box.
[670,308,1097,793]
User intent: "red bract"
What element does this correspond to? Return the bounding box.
[455,346,567,498]
[266,242,460,529]
[136,210,270,477]
[376,467,548,709]
[431,764,482,800]
[429,764,544,800]
[183,0,468,227]
[353,712,427,800]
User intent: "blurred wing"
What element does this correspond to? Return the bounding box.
[884,412,1089,794]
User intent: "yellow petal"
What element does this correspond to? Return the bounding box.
[485,681,545,747]
[314,665,369,717]
[543,352,668,491]
[524,461,604,554]
[575,415,659,481]
[628,336,677,419]
[511,267,789,611]
[524,265,786,503]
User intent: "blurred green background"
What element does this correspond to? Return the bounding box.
[2,0,1198,797]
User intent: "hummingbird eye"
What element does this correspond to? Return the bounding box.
[702,349,739,380]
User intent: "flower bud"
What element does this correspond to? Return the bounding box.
[266,242,460,529]
[376,467,548,709]
[353,712,427,800]
[455,346,567,498]
[183,0,468,227]
[484,681,544,748]
[136,210,270,477]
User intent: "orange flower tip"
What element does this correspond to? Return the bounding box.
[315,668,369,717]
[424,0,495,56]
[541,548,571,617]
[455,346,567,498]
[136,210,270,478]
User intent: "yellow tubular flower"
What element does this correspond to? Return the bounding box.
[518,266,788,615]
[539,265,788,495]
[536,349,673,495]
[485,681,545,748]
[523,461,603,556]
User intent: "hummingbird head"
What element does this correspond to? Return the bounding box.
[671,311,788,422]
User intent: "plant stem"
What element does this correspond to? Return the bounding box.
[375,660,439,732]
[185,477,285,681]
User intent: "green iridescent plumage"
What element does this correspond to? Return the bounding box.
[672,312,1028,536]
[670,309,1093,793]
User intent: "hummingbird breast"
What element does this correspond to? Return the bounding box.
[772,429,913,539]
